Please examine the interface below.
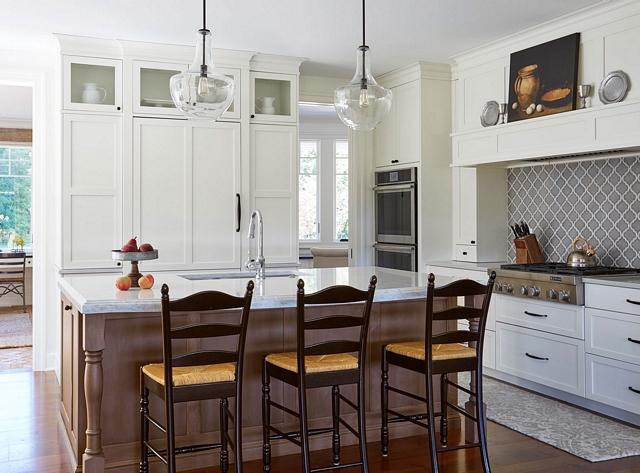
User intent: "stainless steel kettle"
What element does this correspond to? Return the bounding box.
[566,237,597,268]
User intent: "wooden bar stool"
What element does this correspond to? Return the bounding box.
[380,272,496,473]
[262,276,377,473]
[139,281,254,473]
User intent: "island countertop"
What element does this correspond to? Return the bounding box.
[58,266,451,314]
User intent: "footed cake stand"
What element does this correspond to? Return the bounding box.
[111,250,158,287]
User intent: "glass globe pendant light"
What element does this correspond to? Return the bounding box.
[170,0,234,120]
[334,0,392,130]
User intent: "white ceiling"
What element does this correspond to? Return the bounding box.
[2,0,603,78]
[0,85,33,122]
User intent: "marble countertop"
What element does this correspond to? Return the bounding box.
[583,273,640,289]
[426,260,508,272]
[59,266,455,314]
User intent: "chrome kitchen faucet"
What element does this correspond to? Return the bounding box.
[245,209,265,279]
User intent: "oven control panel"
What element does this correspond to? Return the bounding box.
[493,277,579,305]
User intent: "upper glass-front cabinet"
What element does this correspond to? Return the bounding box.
[63,56,122,113]
[133,61,241,120]
[250,71,297,124]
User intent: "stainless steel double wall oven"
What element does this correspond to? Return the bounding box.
[373,168,417,271]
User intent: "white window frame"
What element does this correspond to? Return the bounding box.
[333,139,349,242]
[0,143,33,251]
[298,139,320,241]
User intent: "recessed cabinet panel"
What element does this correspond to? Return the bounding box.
[454,167,477,245]
[250,71,297,124]
[462,67,504,130]
[70,196,120,265]
[63,114,122,270]
[252,126,296,193]
[255,196,296,261]
[218,67,241,120]
[69,121,117,188]
[603,25,640,103]
[64,56,122,113]
[191,123,241,268]
[134,120,188,268]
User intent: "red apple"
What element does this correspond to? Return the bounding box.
[115,276,132,291]
[139,243,154,252]
[138,274,154,289]
[120,244,138,252]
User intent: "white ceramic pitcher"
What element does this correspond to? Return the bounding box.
[256,96,276,114]
[82,83,107,104]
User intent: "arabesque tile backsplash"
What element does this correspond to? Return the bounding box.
[507,156,640,268]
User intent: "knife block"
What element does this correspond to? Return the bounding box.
[514,234,545,264]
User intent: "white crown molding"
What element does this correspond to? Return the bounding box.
[54,34,123,59]
[251,53,307,74]
[377,62,452,88]
[451,0,639,71]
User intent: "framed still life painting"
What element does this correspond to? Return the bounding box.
[507,33,580,123]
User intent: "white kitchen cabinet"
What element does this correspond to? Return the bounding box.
[62,114,123,270]
[133,118,242,271]
[374,80,421,168]
[63,55,122,113]
[452,166,507,262]
[250,124,298,264]
[586,354,640,416]
[250,71,298,124]
[132,60,186,117]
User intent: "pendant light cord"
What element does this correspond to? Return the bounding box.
[361,0,367,89]
[201,0,207,74]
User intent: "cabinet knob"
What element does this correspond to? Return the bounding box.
[462,251,467,256]
[470,240,476,244]
[117,262,122,266]
[251,114,255,118]
[64,304,72,311]
[391,159,399,163]
[117,106,121,111]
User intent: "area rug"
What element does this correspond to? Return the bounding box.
[458,372,640,462]
[0,309,32,349]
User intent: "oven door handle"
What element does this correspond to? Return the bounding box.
[373,183,415,191]
[373,244,415,253]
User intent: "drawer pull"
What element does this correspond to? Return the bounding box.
[628,337,640,345]
[626,299,640,306]
[524,311,547,318]
[629,386,640,395]
[64,305,72,311]
[525,352,549,361]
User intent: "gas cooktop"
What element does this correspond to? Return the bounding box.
[499,263,640,277]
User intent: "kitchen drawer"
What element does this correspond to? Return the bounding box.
[496,322,585,396]
[496,296,584,339]
[455,245,477,262]
[586,307,640,365]
[483,329,495,370]
[586,354,640,415]
[585,283,640,316]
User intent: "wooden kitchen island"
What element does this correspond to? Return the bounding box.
[58,267,458,473]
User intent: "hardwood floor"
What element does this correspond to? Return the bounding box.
[0,368,638,473]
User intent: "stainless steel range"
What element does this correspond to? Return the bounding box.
[490,263,640,305]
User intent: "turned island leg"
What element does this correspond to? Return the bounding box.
[83,315,106,473]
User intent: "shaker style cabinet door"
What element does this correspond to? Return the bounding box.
[63,55,122,113]
[133,118,242,271]
[62,114,123,269]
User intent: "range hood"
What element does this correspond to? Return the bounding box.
[451,99,640,167]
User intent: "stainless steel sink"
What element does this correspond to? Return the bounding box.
[179,270,303,280]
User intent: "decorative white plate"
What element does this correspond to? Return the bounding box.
[480,100,500,127]
[598,71,629,104]
[141,98,175,107]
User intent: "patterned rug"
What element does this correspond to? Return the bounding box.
[458,373,640,462]
[0,308,32,349]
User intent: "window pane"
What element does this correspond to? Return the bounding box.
[11,161,31,176]
[300,141,318,157]
[335,141,348,158]
[0,148,8,159]
[11,148,31,160]
[0,175,31,249]
[336,158,348,175]
[335,174,348,240]
[299,174,317,239]
[300,158,317,175]
[0,161,8,176]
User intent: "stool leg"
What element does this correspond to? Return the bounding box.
[380,346,389,456]
[426,372,440,473]
[357,379,369,473]
[220,398,229,473]
[299,378,311,473]
[261,359,271,473]
[139,376,149,473]
[474,369,491,473]
[332,385,341,465]
[440,374,448,447]
[234,395,244,473]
